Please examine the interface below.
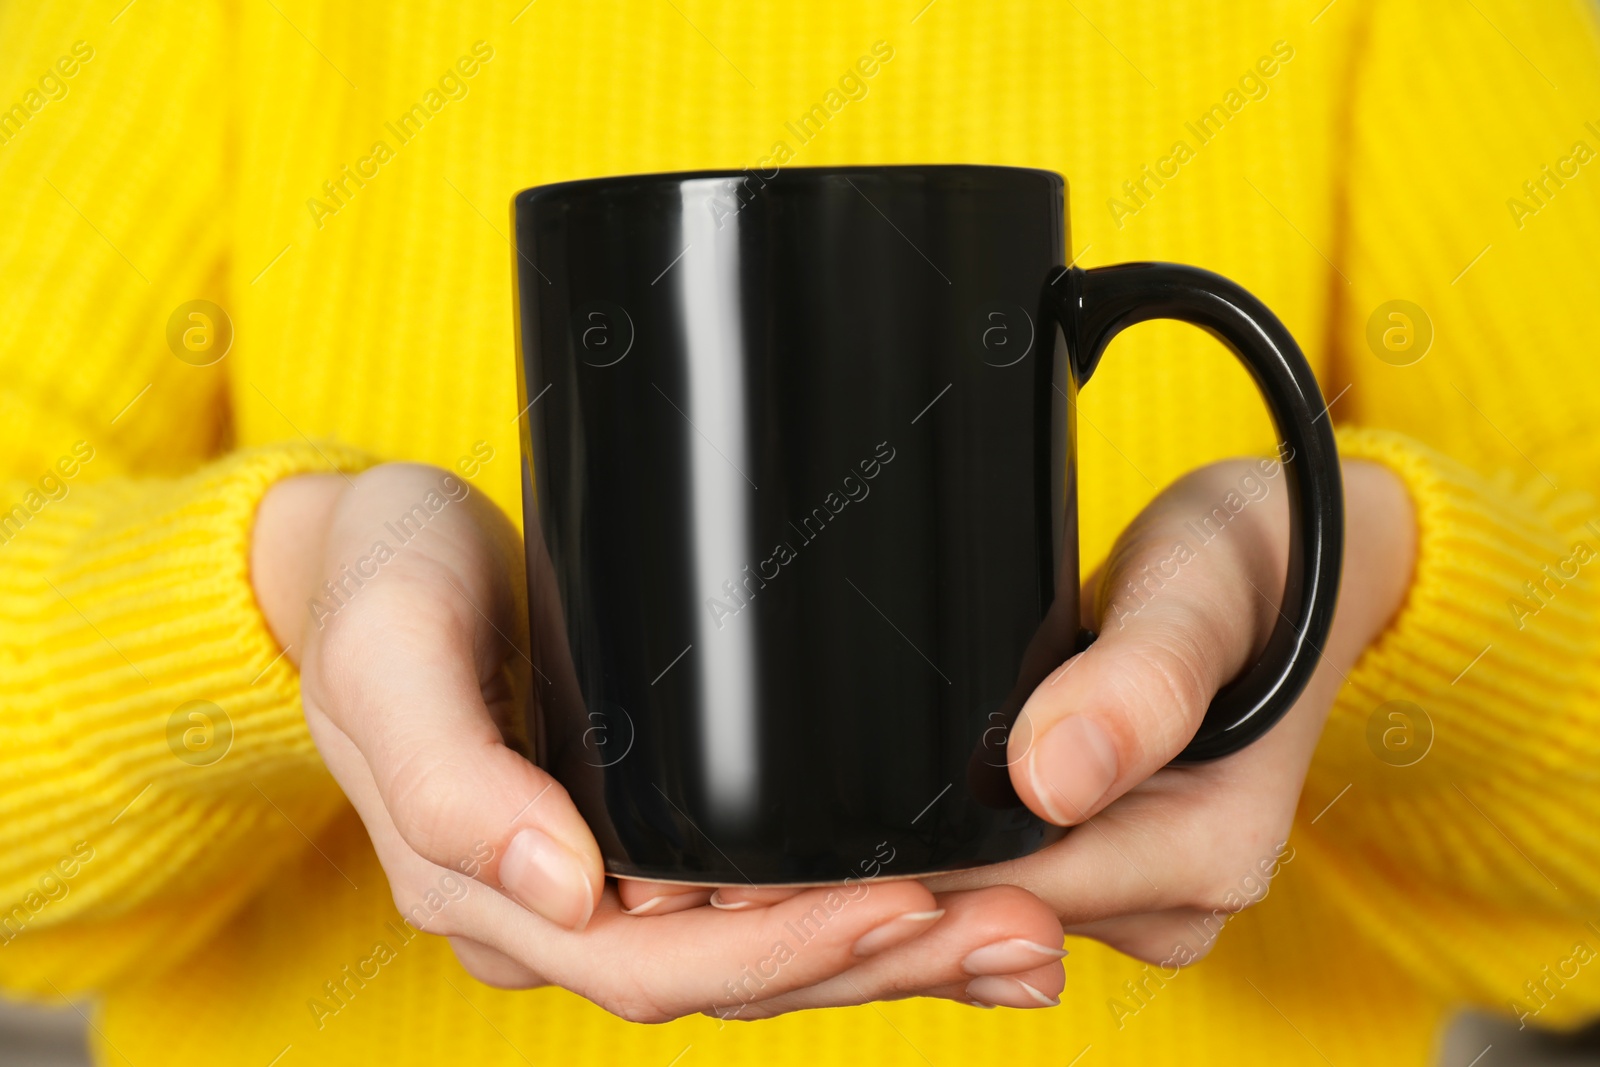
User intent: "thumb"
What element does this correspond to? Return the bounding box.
[1008,462,1287,824]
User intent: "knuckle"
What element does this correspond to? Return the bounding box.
[313,598,381,675]
[708,1003,765,1023]
[457,957,510,988]
[969,884,1064,942]
[313,594,440,705]
[385,749,471,862]
[980,881,1045,910]
[1140,627,1214,714]
[1115,633,1215,755]
[389,887,462,937]
[449,942,544,990]
[1179,825,1288,917]
[1187,880,1246,918]
[359,460,449,486]
[1133,913,1229,969]
[315,560,469,656]
[1182,862,1268,919]
[600,993,677,1026]
[1172,932,1220,967]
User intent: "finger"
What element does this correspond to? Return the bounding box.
[961,963,1065,1010]
[1063,907,1231,967]
[722,886,1065,1018]
[709,886,804,910]
[928,736,1301,925]
[317,682,1009,1024]
[311,717,938,1023]
[739,963,1066,1018]
[452,878,947,1023]
[1009,461,1288,825]
[448,936,546,989]
[617,880,714,916]
[923,817,1168,920]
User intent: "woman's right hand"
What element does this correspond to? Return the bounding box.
[250,462,1068,1021]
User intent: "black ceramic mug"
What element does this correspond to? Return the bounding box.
[511,165,1342,885]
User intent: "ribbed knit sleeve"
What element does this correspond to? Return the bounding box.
[0,443,375,995]
[1300,0,1600,1025]
[1308,427,1600,1016]
[0,2,379,994]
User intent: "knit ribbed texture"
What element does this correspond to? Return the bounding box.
[0,441,375,993]
[1,0,1597,1064]
[1312,427,1600,1017]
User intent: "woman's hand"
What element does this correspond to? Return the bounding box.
[250,462,1067,1021]
[912,455,1417,964]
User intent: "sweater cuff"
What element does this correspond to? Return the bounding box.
[1317,425,1597,782]
[1,441,378,990]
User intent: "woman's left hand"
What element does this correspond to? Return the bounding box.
[706,454,1416,1010]
[924,455,1415,968]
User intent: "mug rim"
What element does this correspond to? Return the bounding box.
[513,163,1067,205]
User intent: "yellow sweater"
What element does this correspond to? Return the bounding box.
[2,1,1598,1063]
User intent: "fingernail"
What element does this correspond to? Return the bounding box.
[964,976,1060,1009]
[709,890,754,910]
[622,895,668,916]
[625,890,711,917]
[500,826,595,931]
[961,939,1070,975]
[851,909,946,958]
[967,1000,996,1009]
[1028,715,1118,824]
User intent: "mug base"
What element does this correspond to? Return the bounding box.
[603,853,1052,889]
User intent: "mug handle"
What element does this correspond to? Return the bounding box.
[1053,263,1344,763]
